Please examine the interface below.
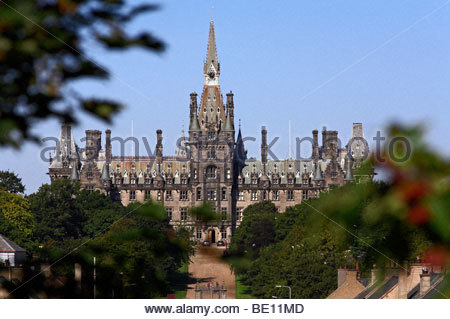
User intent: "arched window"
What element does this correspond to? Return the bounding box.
[206,166,216,179]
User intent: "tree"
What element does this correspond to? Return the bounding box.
[0,190,36,251]
[0,0,164,147]
[29,179,84,247]
[246,226,345,298]
[230,201,278,258]
[84,201,193,298]
[0,170,25,193]
[75,189,125,238]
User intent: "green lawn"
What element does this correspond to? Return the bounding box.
[235,274,253,299]
[222,254,254,299]
[172,262,190,299]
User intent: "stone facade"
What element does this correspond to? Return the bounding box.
[48,20,369,243]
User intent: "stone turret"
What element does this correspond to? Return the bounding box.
[85,130,101,161]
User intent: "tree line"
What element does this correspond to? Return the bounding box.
[0,171,193,298]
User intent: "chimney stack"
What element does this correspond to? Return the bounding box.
[312,130,319,162]
[156,129,163,163]
[261,126,268,164]
[420,267,431,297]
[105,129,112,163]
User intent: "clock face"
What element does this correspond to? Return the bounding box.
[208,71,215,79]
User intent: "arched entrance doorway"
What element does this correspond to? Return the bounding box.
[208,229,216,244]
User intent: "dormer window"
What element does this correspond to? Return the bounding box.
[116,164,120,172]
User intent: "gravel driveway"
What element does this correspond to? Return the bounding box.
[185,246,236,299]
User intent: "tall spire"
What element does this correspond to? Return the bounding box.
[198,19,225,130]
[204,20,220,78]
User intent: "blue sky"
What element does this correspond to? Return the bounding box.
[2,0,450,193]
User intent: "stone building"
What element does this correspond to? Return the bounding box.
[48,19,369,243]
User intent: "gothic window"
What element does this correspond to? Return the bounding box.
[130,190,136,201]
[196,188,202,201]
[130,178,135,184]
[262,191,267,201]
[207,148,216,159]
[145,190,151,201]
[131,164,135,172]
[251,191,258,201]
[157,191,161,201]
[288,178,294,185]
[166,177,173,184]
[166,190,173,201]
[273,178,279,185]
[207,132,216,140]
[87,172,93,180]
[116,178,121,185]
[116,164,120,172]
[302,190,308,200]
[287,190,294,201]
[145,178,151,184]
[181,208,188,221]
[238,191,244,201]
[226,168,231,180]
[86,186,94,194]
[221,208,227,221]
[182,165,186,173]
[181,177,187,184]
[196,228,202,239]
[251,178,258,185]
[206,166,217,179]
[207,190,217,201]
[303,178,308,185]
[63,162,68,168]
[167,164,171,173]
[194,169,198,179]
[221,227,227,239]
[146,164,150,173]
[272,190,279,201]
[166,207,172,221]
[331,172,337,179]
[221,188,227,201]
[180,190,188,201]
[237,208,243,221]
